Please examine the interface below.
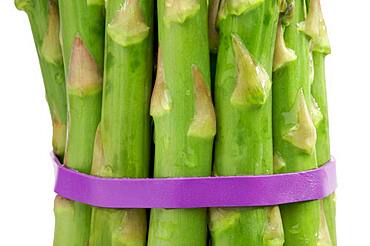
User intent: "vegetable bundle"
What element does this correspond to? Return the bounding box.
[16,0,336,245]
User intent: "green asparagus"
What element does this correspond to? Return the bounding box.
[53,0,105,245]
[210,1,284,245]
[272,0,325,244]
[303,0,336,244]
[148,1,216,245]
[313,52,336,245]
[15,0,67,158]
[89,0,153,245]
[15,0,337,244]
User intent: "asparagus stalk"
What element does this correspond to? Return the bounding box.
[302,0,336,244]
[88,0,153,245]
[148,1,216,245]
[272,0,329,244]
[53,0,105,245]
[209,1,284,245]
[15,0,67,158]
[313,52,336,245]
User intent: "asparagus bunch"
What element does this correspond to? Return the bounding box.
[15,0,67,159]
[16,0,336,244]
[272,0,332,244]
[148,0,216,245]
[88,0,153,245]
[210,0,284,245]
[53,0,105,245]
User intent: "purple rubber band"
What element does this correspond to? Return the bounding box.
[53,154,337,209]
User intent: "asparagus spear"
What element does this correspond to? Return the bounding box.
[15,0,67,158]
[53,0,105,245]
[272,0,328,244]
[302,0,336,244]
[148,1,216,245]
[313,52,336,246]
[88,0,153,245]
[209,1,284,245]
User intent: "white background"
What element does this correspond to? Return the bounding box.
[0,1,369,245]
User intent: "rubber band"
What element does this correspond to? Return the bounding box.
[53,154,337,208]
